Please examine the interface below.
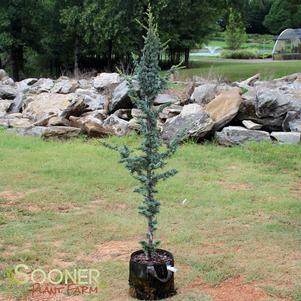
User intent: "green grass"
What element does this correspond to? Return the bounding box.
[0,131,301,300]
[206,33,275,51]
[177,61,301,82]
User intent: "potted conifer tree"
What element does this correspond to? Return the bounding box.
[105,7,182,300]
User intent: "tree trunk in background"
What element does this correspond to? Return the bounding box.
[11,45,24,81]
[107,40,113,71]
[184,48,190,67]
[74,36,80,78]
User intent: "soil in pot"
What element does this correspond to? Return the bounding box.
[129,249,176,300]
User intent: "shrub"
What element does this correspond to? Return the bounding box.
[221,49,258,59]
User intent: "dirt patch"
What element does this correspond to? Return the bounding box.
[217,181,254,191]
[291,181,301,198]
[87,199,130,212]
[184,276,285,301]
[77,239,139,262]
[0,191,25,202]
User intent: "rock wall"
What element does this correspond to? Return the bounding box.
[0,69,300,145]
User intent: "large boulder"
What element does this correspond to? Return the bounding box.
[190,83,232,106]
[51,79,79,94]
[30,78,54,93]
[190,83,217,105]
[22,93,83,121]
[237,89,283,131]
[162,104,214,142]
[215,126,271,146]
[109,80,139,112]
[271,132,301,144]
[93,73,121,90]
[8,126,81,139]
[75,89,106,111]
[282,111,301,132]
[102,115,131,137]
[9,80,34,113]
[205,88,242,130]
[256,89,301,119]
[0,84,17,100]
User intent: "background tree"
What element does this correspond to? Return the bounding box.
[245,0,272,34]
[106,8,181,258]
[0,0,45,80]
[159,0,224,67]
[225,8,247,50]
[264,0,301,34]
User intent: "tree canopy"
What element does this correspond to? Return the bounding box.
[0,0,295,80]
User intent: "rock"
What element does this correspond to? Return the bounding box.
[205,88,242,130]
[242,120,263,130]
[0,69,7,81]
[75,89,106,111]
[0,100,13,117]
[160,104,183,121]
[274,73,301,83]
[8,126,81,139]
[131,109,143,119]
[78,79,92,89]
[237,89,283,131]
[256,89,301,119]
[22,93,79,121]
[102,115,131,137]
[30,78,54,93]
[0,116,32,128]
[215,126,271,146]
[190,83,232,106]
[237,74,260,88]
[282,111,301,132]
[162,109,214,142]
[9,80,33,113]
[181,103,203,116]
[51,79,78,94]
[114,109,132,120]
[33,114,56,126]
[93,73,121,89]
[69,113,129,137]
[61,97,88,119]
[0,84,17,100]
[47,116,70,127]
[154,94,179,105]
[128,118,140,130]
[271,132,301,144]
[20,78,38,86]
[190,83,217,105]
[109,80,139,112]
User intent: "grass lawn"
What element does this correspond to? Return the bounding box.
[177,61,301,82]
[0,131,301,300]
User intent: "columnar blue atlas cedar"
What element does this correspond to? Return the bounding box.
[104,7,182,260]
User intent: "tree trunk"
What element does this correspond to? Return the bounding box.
[107,39,113,71]
[74,36,80,78]
[11,45,24,81]
[184,48,190,67]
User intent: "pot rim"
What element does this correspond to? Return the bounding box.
[130,249,174,266]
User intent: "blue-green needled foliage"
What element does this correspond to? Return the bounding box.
[104,6,182,259]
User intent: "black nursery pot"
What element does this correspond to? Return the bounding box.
[129,249,176,300]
